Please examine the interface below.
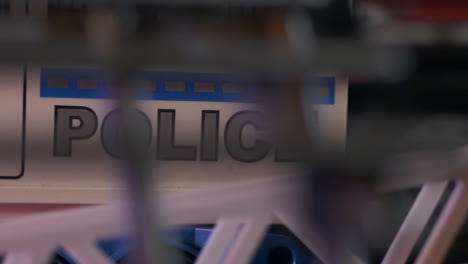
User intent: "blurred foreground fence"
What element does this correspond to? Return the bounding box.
[0,162,464,264]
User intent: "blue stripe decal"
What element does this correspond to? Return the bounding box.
[40,69,335,104]
[314,77,335,105]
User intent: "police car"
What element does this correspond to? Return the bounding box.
[0,66,347,263]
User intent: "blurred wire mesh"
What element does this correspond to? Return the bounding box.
[4,0,468,263]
